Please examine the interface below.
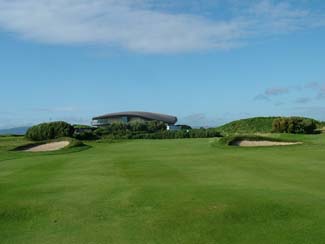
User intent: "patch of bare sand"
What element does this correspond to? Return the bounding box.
[234,140,302,147]
[25,141,70,152]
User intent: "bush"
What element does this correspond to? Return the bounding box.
[74,131,99,140]
[73,124,97,140]
[26,121,74,141]
[92,121,221,140]
[97,128,221,140]
[178,124,192,130]
[94,121,167,137]
[272,117,318,134]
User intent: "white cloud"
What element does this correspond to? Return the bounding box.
[0,0,324,53]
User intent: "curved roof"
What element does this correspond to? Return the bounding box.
[93,111,177,124]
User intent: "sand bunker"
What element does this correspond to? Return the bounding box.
[234,140,302,147]
[24,141,70,152]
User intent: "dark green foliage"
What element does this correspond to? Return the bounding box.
[26,121,74,141]
[95,121,221,140]
[131,128,220,140]
[73,124,94,129]
[217,117,279,134]
[74,131,99,140]
[94,121,166,138]
[130,121,148,132]
[316,121,325,133]
[73,124,96,134]
[146,120,166,132]
[272,117,318,134]
[178,124,192,130]
[73,124,97,140]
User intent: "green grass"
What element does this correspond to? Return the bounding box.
[1,135,325,243]
[217,116,323,134]
[217,117,278,134]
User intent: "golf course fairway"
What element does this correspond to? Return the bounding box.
[1,134,325,244]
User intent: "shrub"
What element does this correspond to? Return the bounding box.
[99,129,221,140]
[129,121,148,132]
[73,124,97,140]
[74,131,99,140]
[272,117,318,134]
[92,121,221,140]
[26,121,74,141]
[178,124,192,130]
[94,121,167,136]
[146,121,166,132]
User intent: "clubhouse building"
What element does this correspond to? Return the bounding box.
[92,111,178,127]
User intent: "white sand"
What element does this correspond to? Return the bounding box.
[234,140,302,147]
[25,141,70,152]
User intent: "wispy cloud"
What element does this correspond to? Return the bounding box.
[0,0,324,53]
[255,81,325,104]
[317,93,325,100]
[31,106,80,113]
[294,97,311,104]
[305,82,325,99]
[254,94,271,101]
[254,86,290,102]
[265,87,290,96]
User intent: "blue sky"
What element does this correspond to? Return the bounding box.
[1,0,325,128]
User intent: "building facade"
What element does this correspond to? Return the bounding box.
[92,111,178,127]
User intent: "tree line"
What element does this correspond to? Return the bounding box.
[26,121,221,141]
[25,116,321,141]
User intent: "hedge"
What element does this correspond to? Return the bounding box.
[98,128,221,140]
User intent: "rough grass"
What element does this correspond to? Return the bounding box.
[1,135,325,243]
[217,117,323,135]
[217,117,278,134]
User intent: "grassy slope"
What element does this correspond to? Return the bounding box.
[217,117,278,134]
[1,135,325,243]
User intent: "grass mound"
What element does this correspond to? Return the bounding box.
[217,116,323,134]
[217,117,279,134]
